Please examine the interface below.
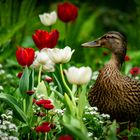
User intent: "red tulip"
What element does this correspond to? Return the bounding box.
[16,47,35,67]
[130,67,140,75]
[57,2,78,23]
[58,135,73,140]
[32,29,59,50]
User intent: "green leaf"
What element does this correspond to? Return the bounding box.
[77,87,87,120]
[0,21,25,45]
[36,81,48,98]
[26,96,33,125]
[63,122,91,140]
[0,93,27,123]
[64,93,75,116]
[29,68,34,90]
[106,121,118,140]
[52,73,63,94]
[19,66,29,96]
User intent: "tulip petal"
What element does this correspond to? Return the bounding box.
[16,47,35,67]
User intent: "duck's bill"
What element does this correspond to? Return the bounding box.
[81,40,101,48]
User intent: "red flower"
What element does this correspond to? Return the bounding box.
[16,47,35,67]
[44,75,53,83]
[124,55,130,61]
[32,29,59,50]
[35,99,52,106]
[57,2,78,23]
[58,135,73,140]
[17,72,23,78]
[130,67,140,75]
[42,122,50,126]
[43,104,54,110]
[35,122,51,133]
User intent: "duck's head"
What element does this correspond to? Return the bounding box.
[82,31,127,64]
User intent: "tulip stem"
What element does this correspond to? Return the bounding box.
[65,23,68,45]
[60,64,76,106]
[38,65,42,85]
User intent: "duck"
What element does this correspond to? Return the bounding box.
[82,31,140,122]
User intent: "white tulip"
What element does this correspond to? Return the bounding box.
[33,49,55,72]
[36,49,50,65]
[64,66,92,85]
[42,61,55,72]
[47,46,75,64]
[39,11,57,26]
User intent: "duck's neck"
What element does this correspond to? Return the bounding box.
[107,53,124,70]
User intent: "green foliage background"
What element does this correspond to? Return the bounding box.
[0,0,140,70]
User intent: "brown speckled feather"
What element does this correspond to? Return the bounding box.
[88,63,140,122]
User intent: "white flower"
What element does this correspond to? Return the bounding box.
[88,132,93,137]
[92,71,99,80]
[64,66,92,85]
[0,70,5,75]
[39,11,57,26]
[35,49,50,65]
[8,124,17,132]
[9,136,18,140]
[55,109,64,114]
[101,113,110,119]
[90,111,98,115]
[47,46,74,64]
[33,49,55,72]
[3,121,10,125]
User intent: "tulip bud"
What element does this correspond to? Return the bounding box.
[44,75,53,83]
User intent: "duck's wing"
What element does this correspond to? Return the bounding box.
[123,76,140,93]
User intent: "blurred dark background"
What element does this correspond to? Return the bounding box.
[0,0,140,71]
